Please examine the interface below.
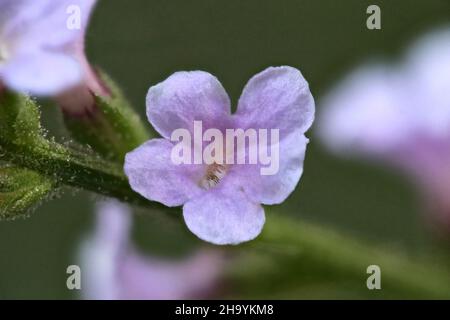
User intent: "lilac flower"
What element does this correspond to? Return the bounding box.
[124,66,315,245]
[0,0,102,96]
[318,28,450,229]
[80,200,224,300]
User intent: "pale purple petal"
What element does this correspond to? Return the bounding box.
[235,66,315,137]
[183,184,265,245]
[0,0,96,50]
[0,0,23,29]
[118,250,223,300]
[94,199,132,245]
[146,71,231,139]
[80,200,131,300]
[319,29,450,157]
[404,28,450,137]
[0,51,82,95]
[229,130,308,205]
[317,65,412,155]
[124,139,204,206]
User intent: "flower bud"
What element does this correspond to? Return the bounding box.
[62,72,150,162]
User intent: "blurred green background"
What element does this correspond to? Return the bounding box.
[1,0,450,299]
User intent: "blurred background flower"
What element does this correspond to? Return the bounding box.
[318,27,450,232]
[80,200,224,300]
[0,0,101,97]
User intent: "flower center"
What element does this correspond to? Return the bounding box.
[0,42,9,64]
[200,163,227,190]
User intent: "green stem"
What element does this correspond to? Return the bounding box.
[0,139,171,212]
[228,212,450,299]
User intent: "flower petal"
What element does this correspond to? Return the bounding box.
[236,66,315,137]
[317,65,411,155]
[119,250,223,300]
[79,199,130,300]
[183,185,265,245]
[0,51,82,96]
[405,28,450,137]
[229,129,308,205]
[146,71,231,139]
[1,0,96,50]
[124,139,204,207]
[94,199,132,245]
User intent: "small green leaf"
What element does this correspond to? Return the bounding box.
[0,90,46,147]
[0,165,56,220]
[64,72,150,162]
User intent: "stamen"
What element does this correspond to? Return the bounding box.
[200,163,227,190]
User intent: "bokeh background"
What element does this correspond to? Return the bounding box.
[1,0,450,299]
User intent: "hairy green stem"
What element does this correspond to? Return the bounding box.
[0,140,166,210]
[228,212,450,299]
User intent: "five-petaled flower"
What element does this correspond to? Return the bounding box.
[0,0,103,97]
[124,66,315,245]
